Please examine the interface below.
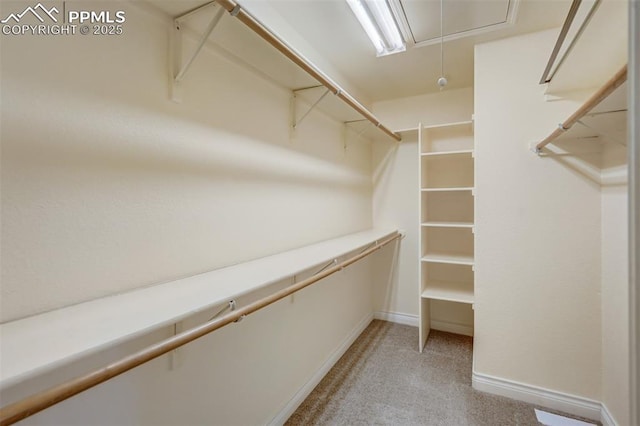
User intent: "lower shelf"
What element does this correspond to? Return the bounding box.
[421,281,474,304]
[0,228,398,390]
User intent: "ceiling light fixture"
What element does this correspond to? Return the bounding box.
[437,0,447,88]
[346,0,406,57]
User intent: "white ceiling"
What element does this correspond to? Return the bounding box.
[148,0,572,102]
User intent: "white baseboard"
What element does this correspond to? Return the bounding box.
[373,311,418,326]
[472,371,602,421]
[268,313,374,426]
[600,403,617,426]
[431,320,474,336]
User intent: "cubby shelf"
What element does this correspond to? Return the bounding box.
[419,118,475,351]
[421,222,474,228]
[421,187,474,192]
[421,254,474,266]
[420,149,473,157]
[421,281,474,304]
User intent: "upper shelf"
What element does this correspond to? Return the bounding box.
[0,228,398,391]
[543,0,627,95]
[163,0,400,141]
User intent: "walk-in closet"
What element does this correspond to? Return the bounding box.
[1,0,638,425]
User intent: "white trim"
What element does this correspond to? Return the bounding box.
[600,403,617,426]
[373,311,419,327]
[431,320,474,336]
[268,313,374,426]
[472,371,601,421]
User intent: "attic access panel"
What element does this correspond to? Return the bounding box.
[396,0,514,45]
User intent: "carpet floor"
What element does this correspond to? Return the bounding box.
[286,320,596,426]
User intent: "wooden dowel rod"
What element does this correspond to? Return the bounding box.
[0,232,401,426]
[536,65,627,151]
[216,0,402,142]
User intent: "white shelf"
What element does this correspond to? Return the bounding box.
[421,281,474,304]
[394,127,420,136]
[419,118,475,350]
[154,2,400,142]
[423,120,473,130]
[421,187,474,192]
[421,150,473,157]
[421,222,474,228]
[421,254,474,266]
[0,228,398,390]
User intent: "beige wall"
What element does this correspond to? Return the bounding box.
[373,87,473,131]
[371,88,473,323]
[601,142,630,425]
[0,1,382,423]
[474,29,602,399]
[0,1,372,322]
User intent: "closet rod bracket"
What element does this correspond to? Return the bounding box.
[292,88,330,129]
[529,142,542,156]
[171,2,226,102]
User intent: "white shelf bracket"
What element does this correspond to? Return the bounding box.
[171,2,225,103]
[344,119,370,151]
[576,119,627,146]
[207,299,240,323]
[292,86,330,129]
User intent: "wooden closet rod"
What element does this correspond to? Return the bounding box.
[0,232,401,426]
[536,65,627,151]
[215,0,402,142]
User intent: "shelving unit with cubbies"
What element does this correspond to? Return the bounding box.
[418,120,475,351]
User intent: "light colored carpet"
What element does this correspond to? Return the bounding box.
[286,320,596,426]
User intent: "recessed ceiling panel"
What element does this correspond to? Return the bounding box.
[399,0,512,43]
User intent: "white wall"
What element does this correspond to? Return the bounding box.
[371,88,473,323]
[601,142,629,425]
[373,87,473,131]
[474,29,602,400]
[0,1,383,423]
[0,1,372,321]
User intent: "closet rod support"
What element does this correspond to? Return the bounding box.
[313,259,338,276]
[293,88,330,129]
[174,5,226,83]
[175,1,215,22]
[586,108,628,117]
[293,85,324,93]
[208,299,237,321]
[576,119,627,146]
